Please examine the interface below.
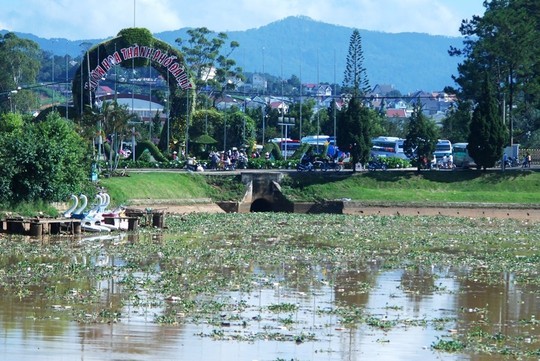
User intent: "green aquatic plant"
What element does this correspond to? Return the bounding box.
[432,337,466,352]
[267,303,299,313]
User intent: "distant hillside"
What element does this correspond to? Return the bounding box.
[2,16,465,93]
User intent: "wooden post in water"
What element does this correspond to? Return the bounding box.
[72,220,81,235]
[128,217,139,231]
[152,212,164,228]
[29,222,43,237]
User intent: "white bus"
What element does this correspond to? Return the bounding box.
[433,139,453,162]
[371,136,408,159]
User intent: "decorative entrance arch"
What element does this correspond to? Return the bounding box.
[72,28,195,149]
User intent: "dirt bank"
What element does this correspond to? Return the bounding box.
[127,202,538,221]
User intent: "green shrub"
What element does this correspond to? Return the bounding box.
[380,157,411,169]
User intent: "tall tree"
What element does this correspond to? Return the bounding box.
[342,30,371,97]
[449,0,539,146]
[0,33,41,112]
[176,27,244,102]
[338,29,372,172]
[403,102,438,170]
[467,74,506,170]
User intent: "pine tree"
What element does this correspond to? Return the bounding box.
[337,29,372,172]
[342,30,370,97]
[467,74,506,170]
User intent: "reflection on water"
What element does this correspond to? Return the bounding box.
[0,233,538,361]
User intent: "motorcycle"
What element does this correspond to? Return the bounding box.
[297,161,314,172]
[236,155,248,169]
[367,158,387,171]
[322,160,344,171]
[185,158,205,172]
[498,156,520,169]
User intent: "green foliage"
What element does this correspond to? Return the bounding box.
[403,102,438,166]
[116,28,154,68]
[135,140,167,162]
[451,0,539,146]
[468,75,506,170]
[0,112,89,204]
[440,101,473,143]
[203,175,246,201]
[175,27,243,97]
[379,157,411,169]
[220,110,256,151]
[268,142,282,161]
[0,199,60,217]
[0,33,41,110]
[337,97,373,171]
[294,143,311,159]
[0,113,24,132]
[342,29,371,96]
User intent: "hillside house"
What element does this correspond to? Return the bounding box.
[386,108,409,118]
[303,84,332,98]
[407,91,456,116]
[215,95,240,110]
[369,84,397,97]
[269,100,289,114]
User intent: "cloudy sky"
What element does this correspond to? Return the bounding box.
[0,0,485,40]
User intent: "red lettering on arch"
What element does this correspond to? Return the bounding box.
[101,58,112,71]
[113,51,122,64]
[152,50,162,61]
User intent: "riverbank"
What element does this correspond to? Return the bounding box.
[94,170,540,220]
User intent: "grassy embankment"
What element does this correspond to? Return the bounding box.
[99,169,540,207]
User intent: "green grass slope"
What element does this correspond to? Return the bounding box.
[99,170,540,206]
[281,170,540,205]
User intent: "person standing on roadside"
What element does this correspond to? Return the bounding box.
[524,152,532,168]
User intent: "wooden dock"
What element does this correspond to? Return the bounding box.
[1,209,166,237]
[2,217,82,236]
[124,208,166,230]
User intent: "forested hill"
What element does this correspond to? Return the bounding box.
[3,16,465,93]
[158,16,466,93]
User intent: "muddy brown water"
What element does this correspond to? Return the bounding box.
[1,233,538,361]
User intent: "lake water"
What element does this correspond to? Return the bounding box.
[0,232,538,361]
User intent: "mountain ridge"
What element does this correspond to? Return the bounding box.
[2,16,465,93]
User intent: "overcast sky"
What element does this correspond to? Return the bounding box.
[0,0,486,40]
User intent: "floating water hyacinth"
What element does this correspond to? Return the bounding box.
[0,213,539,360]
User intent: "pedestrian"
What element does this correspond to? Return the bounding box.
[524,152,532,168]
[265,151,271,169]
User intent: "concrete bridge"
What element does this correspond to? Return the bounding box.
[213,171,540,220]
[237,172,293,212]
[216,171,344,213]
